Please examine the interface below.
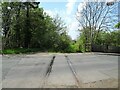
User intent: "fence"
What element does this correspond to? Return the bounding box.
[92,44,120,53]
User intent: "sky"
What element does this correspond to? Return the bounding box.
[37,0,83,40]
[37,0,119,40]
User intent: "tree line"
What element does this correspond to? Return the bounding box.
[1,1,120,53]
[1,2,72,53]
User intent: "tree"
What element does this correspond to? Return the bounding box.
[51,15,71,52]
[22,2,40,48]
[1,2,72,53]
[115,22,120,29]
[2,2,40,49]
[76,0,118,51]
[1,2,20,46]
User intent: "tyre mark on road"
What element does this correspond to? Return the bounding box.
[41,56,55,88]
[45,56,55,76]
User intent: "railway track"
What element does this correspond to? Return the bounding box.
[3,54,118,88]
[42,55,81,88]
[65,55,81,88]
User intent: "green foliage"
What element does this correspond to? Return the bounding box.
[77,28,120,53]
[62,44,75,53]
[76,35,86,53]
[1,2,73,54]
[115,22,120,29]
[1,48,43,54]
[95,30,120,46]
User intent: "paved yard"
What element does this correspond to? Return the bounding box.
[2,53,119,88]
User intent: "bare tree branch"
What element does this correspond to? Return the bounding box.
[76,1,117,51]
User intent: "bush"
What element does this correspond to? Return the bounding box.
[64,44,78,53]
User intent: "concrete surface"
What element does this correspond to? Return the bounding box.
[2,53,119,88]
[2,55,23,80]
[45,55,77,88]
[2,54,52,88]
[68,53,118,88]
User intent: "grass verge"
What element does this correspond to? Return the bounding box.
[0,48,42,54]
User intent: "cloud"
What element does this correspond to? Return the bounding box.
[76,0,118,21]
[66,0,77,15]
[76,1,87,21]
[44,9,54,17]
[105,0,118,2]
[44,8,72,24]
[43,1,80,40]
[44,9,63,18]
[44,8,79,40]
[67,18,80,40]
[77,2,87,12]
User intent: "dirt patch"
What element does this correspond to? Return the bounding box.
[81,78,118,88]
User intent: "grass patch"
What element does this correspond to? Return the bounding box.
[1,48,42,54]
[0,47,84,54]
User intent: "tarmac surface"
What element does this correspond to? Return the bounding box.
[2,53,119,88]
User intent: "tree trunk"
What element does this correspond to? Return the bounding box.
[24,2,31,48]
